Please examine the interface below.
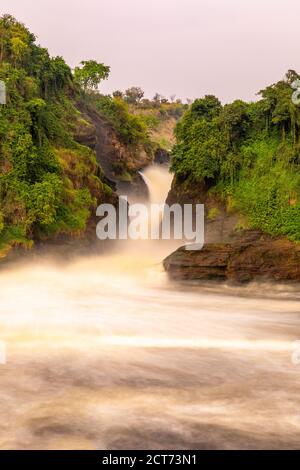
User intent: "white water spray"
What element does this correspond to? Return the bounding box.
[0,165,300,450]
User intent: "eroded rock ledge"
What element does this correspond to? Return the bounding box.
[163,233,300,283]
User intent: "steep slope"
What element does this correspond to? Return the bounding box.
[0,15,118,260]
[75,102,150,199]
[165,74,300,282]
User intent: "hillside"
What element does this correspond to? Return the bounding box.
[169,72,300,243]
[0,15,180,260]
[0,16,114,258]
[164,73,300,282]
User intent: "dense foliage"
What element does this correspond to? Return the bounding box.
[0,15,184,256]
[89,91,186,151]
[171,72,300,241]
[91,94,152,148]
[0,15,112,254]
[74,60,110,91]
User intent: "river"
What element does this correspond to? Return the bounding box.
[0,165,300,449]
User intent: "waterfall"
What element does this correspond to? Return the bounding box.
[139,164,173,205]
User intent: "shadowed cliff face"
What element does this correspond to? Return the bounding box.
[74,103,152,200]
[165,176,300,283]
[164,177,300,282]
[166,176,240,245]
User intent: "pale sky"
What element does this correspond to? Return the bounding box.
[1,0,299,102]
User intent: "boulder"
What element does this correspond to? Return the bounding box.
[163,233,300,283]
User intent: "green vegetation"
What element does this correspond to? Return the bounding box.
[92,94,152,148]
[171,71,300,241]
[0,15,184,257]
[131,97,186,150]
[88,89,186,151]
[207,207,219,221]
[0,15,112,254]
[74,60,110,91]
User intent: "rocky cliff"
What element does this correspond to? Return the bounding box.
[164,177,300,283]
[74,103,152,200]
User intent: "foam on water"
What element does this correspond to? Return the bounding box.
[0,165,300,449]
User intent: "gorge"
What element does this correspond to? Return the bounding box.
[1,13,300,451]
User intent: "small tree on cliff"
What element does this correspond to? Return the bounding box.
[112,90,123,99]
[124,87,144,104]
[74,60,110,92]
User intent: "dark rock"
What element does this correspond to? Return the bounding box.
[163,234,300,283]
[164,176,300,284]
[117,173,149,202]
[75,103,152,180]
[74,103,152,200]
[166,176,241,244]
[154,148,170,165]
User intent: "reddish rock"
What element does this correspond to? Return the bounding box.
[163,234,300,283]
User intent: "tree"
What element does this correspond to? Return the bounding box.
[124,87,144,104]
[74,60,110,91]
[112,90,123,99]
[10,37,29,66]
[221,100,250,148]
[0,14,34,64]
[189,95,222,120]
[153,93,162,106]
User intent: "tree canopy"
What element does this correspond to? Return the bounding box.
[171,72,300,241]
[74,60,110,91]
[0,15,112,254]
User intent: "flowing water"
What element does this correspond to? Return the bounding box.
[0,165,300,450]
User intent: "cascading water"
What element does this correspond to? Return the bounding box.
[0,165,300,449]
[139,165,173,205]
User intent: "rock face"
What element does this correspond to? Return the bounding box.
[165,176,300,284]
[154,148,170,165]
[74,104,152,200]
[164,233,300,283]
[166,176,241,244]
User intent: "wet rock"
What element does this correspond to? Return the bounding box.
[164,234,300,283]
[154,148,170,165]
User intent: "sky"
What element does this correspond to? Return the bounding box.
[1,0,299,103]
